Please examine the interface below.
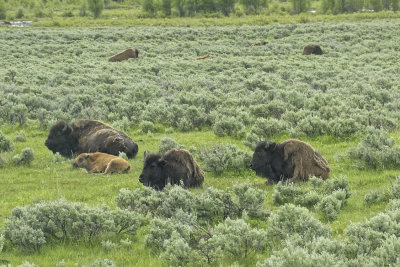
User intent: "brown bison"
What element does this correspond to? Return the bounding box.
[109,48,139,62]
[45,119,138,159]
[302,44,323,55]
[250,139,329,184]
[73,152,131,174]
[139,148,204,190]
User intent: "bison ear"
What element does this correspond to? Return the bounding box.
[62,122,72,135]
[85,154,90,159]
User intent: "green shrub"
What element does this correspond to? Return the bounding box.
[200,143,251,174]
[14,131,26,142]
[12,147,34,166]
[244,118,288,149]
[347,127,400,169]
[138,120,156,134]
[0,131,13,155]
[88,0,104,18]
[158,137,186,154]
[212,116,246,138]
[315,195,342,221]
[267,204,331,246]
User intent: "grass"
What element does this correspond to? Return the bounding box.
[1,120,399,265]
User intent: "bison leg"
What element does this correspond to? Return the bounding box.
[288,153,303,183]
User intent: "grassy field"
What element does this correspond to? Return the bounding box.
[1,122,399,265]
[1,19,400,266]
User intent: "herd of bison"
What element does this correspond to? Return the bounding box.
[45,119,330,190]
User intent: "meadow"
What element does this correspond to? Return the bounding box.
[1,20,400,266]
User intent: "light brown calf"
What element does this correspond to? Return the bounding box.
[73,152,131,174]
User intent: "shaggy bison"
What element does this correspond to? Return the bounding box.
[139,148,204,190]
[73,152,131,174]
[45,119,138,158]
[250,140,295,184]
[302,44,323,55]
[250,139,330,183]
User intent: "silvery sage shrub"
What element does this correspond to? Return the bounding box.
[315,195,342,221]
[115,187,162,215]
[244,118,289,149]
[200,143,251,174]
[5,199,144,251]
[365,190,388,206]
[233,181,269,219]
[344,211,400,255]
[158,137,186,155]
[12,147,34,166]
[347,127,400,169]
[111,116,131,132]
[212,116,246,138]
[267,204,331,246]
[0,130,13,154]
[391,176,400,199]
[209,218,268,258]
[138,120,156,134]
[160,231,204,267]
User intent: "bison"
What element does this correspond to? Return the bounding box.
[45,119,138,159]
[73,152,131,174]
[139,148,204,190]
[250,139,330,184]
[109,48,139,62]
[302,44,323,55]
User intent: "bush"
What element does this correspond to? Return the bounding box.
[0,131,13,154]
[12,147,34,166]
[158,137,186,154]
[347,127,400,169]
[138,120,156,134]
[267,204,331,246]
[212,116,245,138]
[209,218,269,257]
[9,104,28,125]
[315,195,342,221]
[0,233,4,253]
[233,181,269,219]
[200,143,251,174]
[88,0,104,18]
[4,199,145,251]
[14,131,26,142]
[244,118,288,149]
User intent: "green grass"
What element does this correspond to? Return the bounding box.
[1,121,399,265]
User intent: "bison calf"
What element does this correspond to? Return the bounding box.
[250,139,329,184]
[139,148,204,190]
[73,152,131,174]
[45,119,138,159]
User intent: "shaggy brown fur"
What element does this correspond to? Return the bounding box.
[73,152,131,174]
[109,48,139,62]
[281,139,330,182]
[163,148,204,188]
[302,44,323,55]
[196,55,210,60]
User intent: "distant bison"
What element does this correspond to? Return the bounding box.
[302,44,323,55]
[139,148,204,190]
[73,152,131,174]
[250,139,330,183]
[45,119,138,159]
[109,48,139,62]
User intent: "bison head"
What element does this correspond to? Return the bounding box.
[249,141,277,177]
[139,152,168,190]
[45,121,78,158]
[73,153,90,169]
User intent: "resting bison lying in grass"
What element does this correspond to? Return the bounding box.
[73,152,131,174]
[139,148,204,190]
[250,139,330,184]
[45,119,138,159]
[302,44,323,55]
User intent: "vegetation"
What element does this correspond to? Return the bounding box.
[1,19,400,266]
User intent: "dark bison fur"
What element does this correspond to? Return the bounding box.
[139,148,204,191]
[45,119,138,159]
[250,139,330,184]
[250,141,294,184]
[302,44,323,55]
